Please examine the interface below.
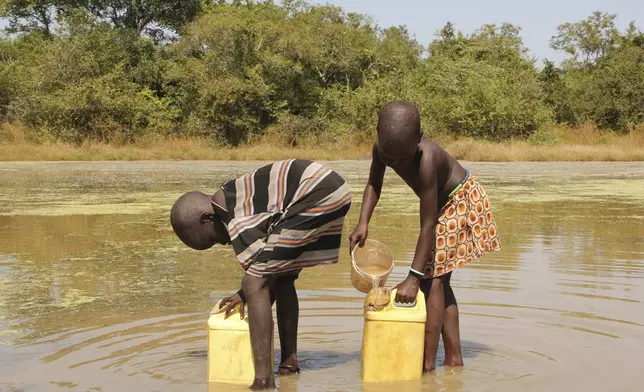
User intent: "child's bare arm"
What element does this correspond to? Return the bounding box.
[411,163,438,273]
[395,155,438,303]
[358,143,386,225]
[349,144,386,252]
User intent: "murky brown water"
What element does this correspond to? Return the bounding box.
[1,161,643,392]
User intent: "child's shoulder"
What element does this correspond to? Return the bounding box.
[419,136,453,158]
[417,137,455,171]
[418,137,440,160]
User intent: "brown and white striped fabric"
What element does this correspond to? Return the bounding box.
[218,160,352,277]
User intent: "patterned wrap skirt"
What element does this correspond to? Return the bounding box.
[424,172,501,278]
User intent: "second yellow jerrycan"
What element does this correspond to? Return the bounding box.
[361,288,426,382]
[207,300,274,385]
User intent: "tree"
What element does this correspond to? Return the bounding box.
[550,11,619,66]
[428,22,463,59]
[77,0,206,36]
[0,0,58,36]
[548,16,644,130]
[429,22,528,65]
[0,0,207,37]
[624,21,644,48]
[539,59,575,124]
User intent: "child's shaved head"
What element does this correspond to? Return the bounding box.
[170,191,217,250]
[376,100,422,165]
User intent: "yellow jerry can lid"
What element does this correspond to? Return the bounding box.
[207,300,250,331]
[365,289,426,323]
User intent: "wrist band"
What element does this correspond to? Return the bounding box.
[409,267,425,279]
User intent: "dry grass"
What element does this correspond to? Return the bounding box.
[1,123,643,162]
[0,125,371,161]
[445,139,644,161]
[0,139,373,161]
[436,123,644,161]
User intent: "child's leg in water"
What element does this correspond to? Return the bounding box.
[441,272,464,367]
[420,277,443,373]
[242,273,275,390]
[273,274,300,375]
[420,272,462,373]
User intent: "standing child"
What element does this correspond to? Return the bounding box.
[349,101,501,372]
[170,159,351,389]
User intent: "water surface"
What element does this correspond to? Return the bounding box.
[0,161,643,391]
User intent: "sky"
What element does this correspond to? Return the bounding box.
[1,0,642,65]
[309,0,644,65]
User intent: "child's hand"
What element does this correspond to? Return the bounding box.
[349,224,368,255]
[394,276,420,304]
[219,293,245,320]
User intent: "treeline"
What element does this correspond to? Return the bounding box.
[0,0,642,146]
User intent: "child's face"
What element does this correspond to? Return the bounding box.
[172,211,230,250]
[193,211,231,249]
[171,191,231,250]
[378,138,418,168]
[210,213,231,246]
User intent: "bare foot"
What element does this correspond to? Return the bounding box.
[423,366,436,374]
[249,377,275,390]
[443,357,464,367]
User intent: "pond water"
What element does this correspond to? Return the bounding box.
[0,161,642,391]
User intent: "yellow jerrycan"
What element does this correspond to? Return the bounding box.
[361,288,426,383]
[206,300,274,385]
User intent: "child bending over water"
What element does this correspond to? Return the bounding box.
[170,159,352,389]
[349,101,501,372]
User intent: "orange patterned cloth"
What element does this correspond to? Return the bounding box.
[424,175,501,278]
